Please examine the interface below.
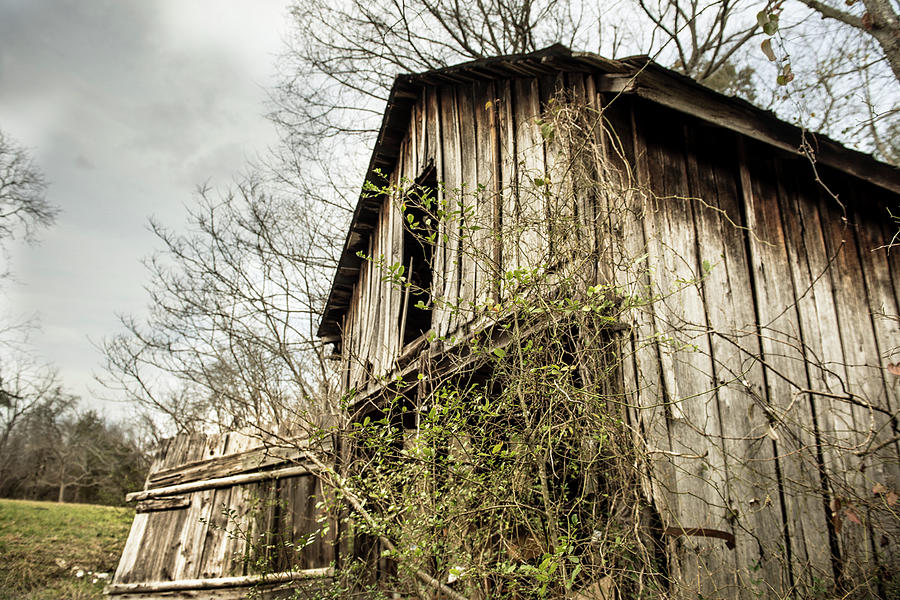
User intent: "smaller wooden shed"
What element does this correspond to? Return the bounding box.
[106,431,336,599]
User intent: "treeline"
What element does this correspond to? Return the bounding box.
[0,389,148,506]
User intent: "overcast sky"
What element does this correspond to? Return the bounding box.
[0,0,292,418]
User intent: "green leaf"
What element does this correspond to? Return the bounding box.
[763,14,779,35]
[492,347,506,359]
[491,442,503,454]
[702,259,712,274]
[540,122,555,142]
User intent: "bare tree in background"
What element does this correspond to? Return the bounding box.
[0,356,70,492]
[101,176,343,435]
[795,0,900,83]
[0,131,55,249]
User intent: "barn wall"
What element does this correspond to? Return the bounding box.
[342,75,575,391]
[610,96,900,597]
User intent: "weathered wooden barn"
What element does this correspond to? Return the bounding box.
[316,44,900,598]
[110,45,900,599]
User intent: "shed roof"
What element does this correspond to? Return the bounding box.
[317,44,900,339]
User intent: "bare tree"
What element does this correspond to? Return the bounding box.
[0,359,72,493]
[101,175,342,435]
[795,0,900,83]
[0,130,55,247]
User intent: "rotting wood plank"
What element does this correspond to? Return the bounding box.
[600,93,680,539]
[135,496,191,514]
[457,82,478,328]
[126,464,318,502]
[472,80,496,311]
[105,568,333,595]
[428,85,447,338]
[784,170,867,587]
[113,511,150,584]
[169,434,231,582]
[390,172,404,367]
[632,103,737,598]
[684,124,787,594]
[817,188,887,587]
[843,202,900,582]
[513,77,547,274]
[497,79,519,286]
[148,441,325,488]
[439,85,463,338]
[742,142,837,591]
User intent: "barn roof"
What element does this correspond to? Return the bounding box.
[317,44,900,339]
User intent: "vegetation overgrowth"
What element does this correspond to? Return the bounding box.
[0,499,133,600]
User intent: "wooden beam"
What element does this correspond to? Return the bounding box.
[147,439,330,488]
[105,568,333,595]
[134,496,190,514]
[126,463,318,503]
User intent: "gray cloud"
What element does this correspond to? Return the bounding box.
[0,0,290,417]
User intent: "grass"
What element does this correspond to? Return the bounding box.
[0,498,133,600]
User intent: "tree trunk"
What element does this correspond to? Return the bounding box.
[57,482,66,503]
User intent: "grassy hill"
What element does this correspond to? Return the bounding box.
[0,498,133,600]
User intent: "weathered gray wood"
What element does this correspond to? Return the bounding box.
[497,79,519,281]
[472,80,497,309]
[135,496,191,514]
[105,568,333,594]
[632,103,737,597]
[126,464,317,502]
[742,142,837,591]
[817,189,886,584]
[601,95,681,545]
[513,77,547,275]
[148,441,323,488]
[457,83,478,327]
[439,85,463,338]
[684,124,787,594]
[428,85,447,338]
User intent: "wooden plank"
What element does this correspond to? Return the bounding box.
[112,512,150,583]
[743,142,838,592]
[105,568,333,594]
[601,93,680,535]
[135,496,191,514]
[632,103,737,597]
[817,188,885,584]
[497,79,519,288]
[427,85,447,337]
[169,434,232,581]
[457,82,478,328]
[148,442,321,488]
[472,79,498,309]
[127,464,318,502]
[684,124,787,594]
[439,85,462,338]
[512,76,547,273]
[389,174,403,364]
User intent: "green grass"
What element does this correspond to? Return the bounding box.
[0,498,134,600]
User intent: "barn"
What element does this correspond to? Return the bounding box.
[109,45,900,599]
[317,44,900,598]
